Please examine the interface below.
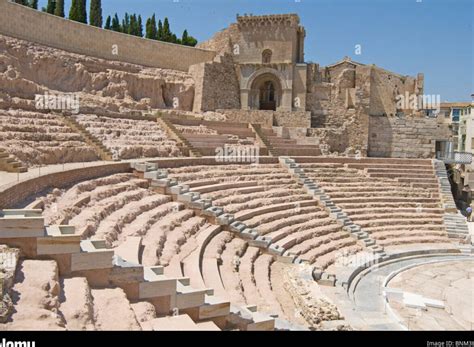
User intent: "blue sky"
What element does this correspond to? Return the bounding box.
[37,0,473,101]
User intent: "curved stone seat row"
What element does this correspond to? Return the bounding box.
[0,208,252,330]
[290,157,460,250]
[139,162,361,287]
[0,110,99,168]
[74,114,183,159]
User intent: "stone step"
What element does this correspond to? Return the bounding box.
[363,239,376,247]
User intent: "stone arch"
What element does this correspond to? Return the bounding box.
[243,68,290,111]
[249,72,282,111]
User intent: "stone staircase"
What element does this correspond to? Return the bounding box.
[249,123,279,157]
[132,162,290,329]
[433,160,457,212]
[0,148,27,173]
[60,115,114,161]
[443,214,470,240]
[137,162,285,259]
[433,160,470,242]
[0,209,246,330]
[279,157,388,264]
[156,115,202,157]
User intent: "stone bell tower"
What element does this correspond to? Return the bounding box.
[232,14,308,112]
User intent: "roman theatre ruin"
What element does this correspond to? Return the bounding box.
[0,1,471,331]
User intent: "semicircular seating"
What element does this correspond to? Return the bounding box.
[297,159,452,250]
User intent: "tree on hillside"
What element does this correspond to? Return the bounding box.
[69,0,79,22]
[181,30,188,45]
[78,0,87,23]
[145,18,152,39]
[124,14,143,37]
[147,14,157,39]
[54,0,65,18]
[122,12,130,33]
[138,15,143,37]
[157,19,163,41]
[90,0,102,27]
[171,33,178,44]
[29,0,38,9]
[111,13,121,32]
[104,15,111,30]
[162,17,172,42]
[182,30,198,47]
[69,10,198,47]
[69,0,87,24]
[46,0,55,14]
[14,0,28,6]
[129,14,136,35]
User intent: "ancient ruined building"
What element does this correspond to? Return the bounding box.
[0,1,451,162]
[190,14,451,158]
[0,0,471,333]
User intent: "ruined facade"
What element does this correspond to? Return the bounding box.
[0,1,451,159]
[192,13,449,158]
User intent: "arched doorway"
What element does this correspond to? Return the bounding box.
[249,73,282,111]
[259,81,277,110]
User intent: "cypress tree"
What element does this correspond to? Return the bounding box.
[104,15,111,30]
[89,0,102,27]
[78,0,87,24]
[162,17,171,42]
[138,15,143,37]
[122,13,130,33]
[145,18,152,39]
[29,0,38,9]
[181,29,188,45]
[70,0,86,23]
[46,0,55,14]
[150,14,157,39]
[54,0,65,18]
[145,15,158,40]
[69,0,79,21]
[157,20,163,41]
[111,13,121,32]
[129,14,136,35]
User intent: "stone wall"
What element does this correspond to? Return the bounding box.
[0,0,215,72]
[306,64,371,155]
[306,61,360,128]
[369,67,422,116]
[0,34,196,114]
[368,115,452,158]
[215,109,273,127]
[190,54,241,112]
[274,110,311,128]
[215,109,310,128]
[0,163,131,209]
